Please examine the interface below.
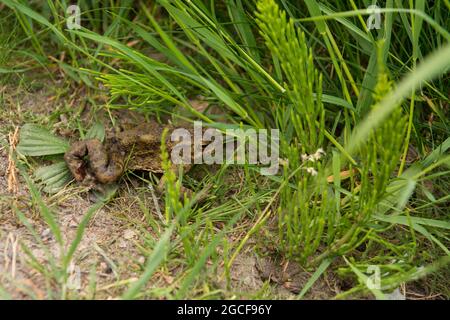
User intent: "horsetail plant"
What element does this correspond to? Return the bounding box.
[358,59,408,224]
[309,52,408,266]
[255,0,331,265]
[256,0,325,154]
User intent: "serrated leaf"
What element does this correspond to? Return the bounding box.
[34,161,72,194]
[17,124,69,156]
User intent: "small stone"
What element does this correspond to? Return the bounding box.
[100,262,112,274]
[41,228,51,239]
[123,229,136,240]
[69,219,79,228]
[118,239,127,248]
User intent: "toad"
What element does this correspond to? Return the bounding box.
[64,121,195,195]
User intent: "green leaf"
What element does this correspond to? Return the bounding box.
[298,258,333,299]
[0,67,30,73]
[122,223,175,300]
[374,214,450,255]
[85,122,105,141]
[374,214,450,230]
[21,170,63,246]
[175,209,244,298]
[346,42,450,156]
[17,124,69,156]
[34,162,72,194]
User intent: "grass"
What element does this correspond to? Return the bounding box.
[0,0,449,299]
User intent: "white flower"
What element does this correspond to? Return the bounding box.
[278,158,289,166]
[312,148,326,161]
[305,167,318,176]
[301,148,326,163]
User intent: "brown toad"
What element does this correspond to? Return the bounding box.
[64,121,194,194]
